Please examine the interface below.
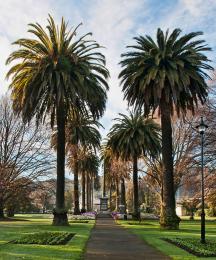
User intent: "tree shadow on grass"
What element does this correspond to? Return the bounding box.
[0,217,30,222]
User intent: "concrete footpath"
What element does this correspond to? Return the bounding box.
[84,216,170,260]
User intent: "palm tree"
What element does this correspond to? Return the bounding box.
[100,144,130,212]
[77,151,100,211]
[100,143,113,198]
[110,158,130,212]
[70,150,100,213]
[66,115,101,214]
[119,28,212,228]
[6,15,109,225]
[107,111,161,219]
[86,153,100,211]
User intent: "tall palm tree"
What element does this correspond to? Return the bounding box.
[119,28,212,228]
[66,115,101,214]
[107,111,161,219]
[6,15,109,225]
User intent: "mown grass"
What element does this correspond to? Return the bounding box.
[118,217,216,260]
[0,214,94,260]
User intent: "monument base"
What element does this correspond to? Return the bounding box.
[100,197,109,212]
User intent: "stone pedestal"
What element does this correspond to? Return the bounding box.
[119,204,126,214]
[100,197,108,211]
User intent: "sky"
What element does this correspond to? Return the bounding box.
[1,0,216,138]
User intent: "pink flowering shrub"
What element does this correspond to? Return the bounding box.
[111,212,120,219]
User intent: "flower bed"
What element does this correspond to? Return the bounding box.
[111,212,132,220]
[127,221,154,225]
[111,212,158,220]
[12,232,75,245]
[70,211,96,220]
[140,213,159,220]
[111,212,120,219]
[164,238,216,257]
[69,220,89,223]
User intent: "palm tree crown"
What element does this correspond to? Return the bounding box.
[107,111,161,159]
[119,29,212,116]
[66,114,102,151]
[79,152,100,176]
[6,15,109,124]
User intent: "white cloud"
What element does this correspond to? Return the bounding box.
[83,0,149,136]
[0,0,59,95]
[181,0,215,17]
[0,0,56,39]
[0,36,12,93]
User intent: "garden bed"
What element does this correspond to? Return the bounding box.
[127,221,154,226]
[69,220,89,223]
[164,238,216,257]
[12,232,75,245]
[70,212,96,220]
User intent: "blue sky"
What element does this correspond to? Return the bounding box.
[0,0,216,137]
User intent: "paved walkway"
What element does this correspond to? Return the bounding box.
[84,217,170,260]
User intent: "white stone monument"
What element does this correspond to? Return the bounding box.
[100,197,109,212]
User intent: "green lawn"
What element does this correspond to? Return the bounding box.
[118,217,216,260]
[0,214,94,260]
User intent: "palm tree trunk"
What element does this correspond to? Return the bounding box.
[52,103,68,226]
[73,151,80,215]
[160,183,163,215]
[87,173,91,211]
[0,200,4,219]
[81,171,86,212]
[160,95,180,229]
[109,183,112,209]
[91,176,94,210]
[89,178,92,211]
[7,208,14,217]
[115,179,119,211]
[133,156,139,220]
[120,178,126,214]
[103,164,106,197]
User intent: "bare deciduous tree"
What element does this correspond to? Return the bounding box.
[0,96,55,218]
